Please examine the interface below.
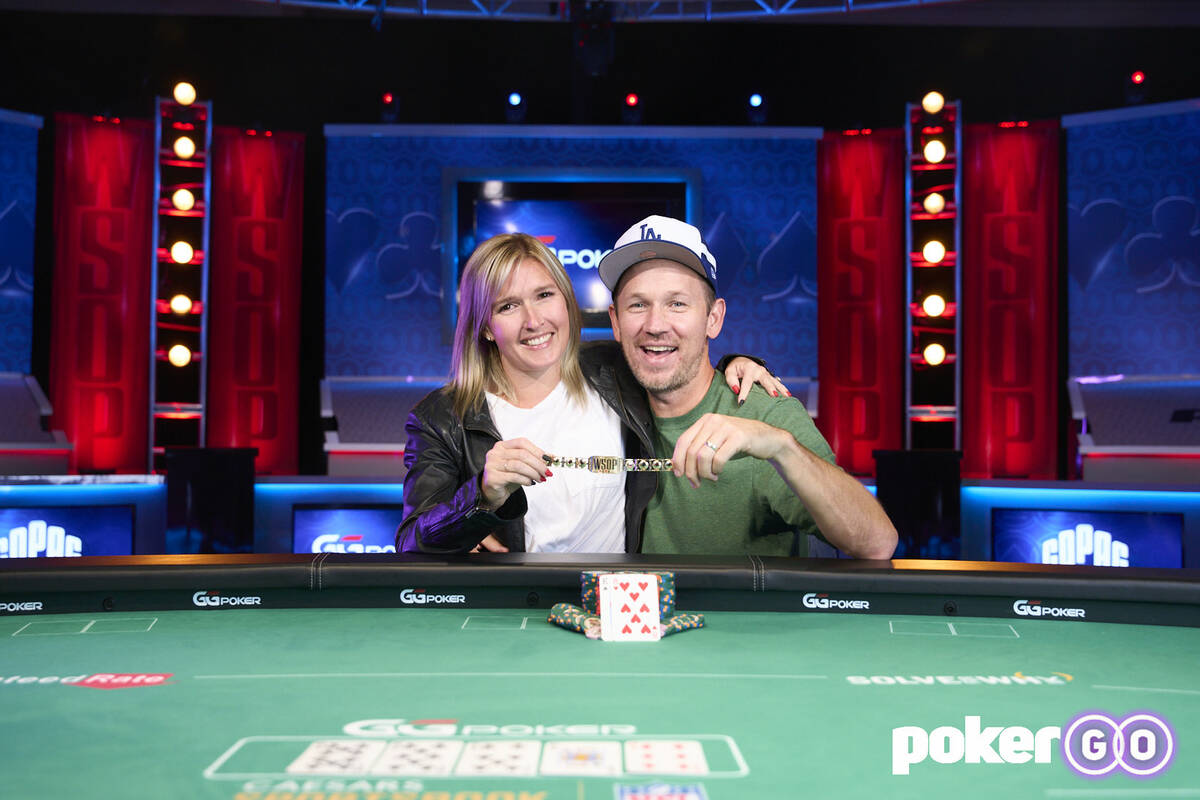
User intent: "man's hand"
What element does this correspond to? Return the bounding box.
[671,413,787,488]
[480,437,550,509]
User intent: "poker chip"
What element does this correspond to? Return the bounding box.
[547,572,703,639]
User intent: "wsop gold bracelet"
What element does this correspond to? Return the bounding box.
[544,455,674,473]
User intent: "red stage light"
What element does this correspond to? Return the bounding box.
[921,125,944,134]
[1131,71,1145,85]
[625,93,639,107]
[382,92,395,104]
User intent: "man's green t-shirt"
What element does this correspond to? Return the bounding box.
[641,376,836,556]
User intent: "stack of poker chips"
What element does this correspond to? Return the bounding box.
[547,570,705,639]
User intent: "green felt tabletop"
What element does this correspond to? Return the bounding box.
[2,607,1197,799]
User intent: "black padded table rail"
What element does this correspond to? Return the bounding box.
[2,553,1199,627]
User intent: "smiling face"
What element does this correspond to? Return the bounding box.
[485,257,571,388]
[609,259,725,415]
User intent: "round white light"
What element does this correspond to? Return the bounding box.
[922,240,946,264]
[170,241,194,264]
[171,188,195,211]
[169,294,193,315]
[167,345,192,367]
[923,192,946,215]
[173,82,197,106]
[922,91,945,115]
[923,343,947,366]
[922,294,947,317]
[924,139,947,164]
[173,136,196,159]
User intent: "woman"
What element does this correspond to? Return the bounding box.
[397,233,784,554]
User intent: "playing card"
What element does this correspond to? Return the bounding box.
[369,739,463,776]
[286,739,386,775]
[452,740,541,776]
[600,573,662,642]
[538,740,622,776]
[623,740,709,775]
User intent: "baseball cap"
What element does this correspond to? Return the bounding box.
[598,215,718,292]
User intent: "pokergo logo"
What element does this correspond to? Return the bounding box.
[310,534,395,554]
[1,520,83,558]
[191,590,262,607]
[399,588,467,605]
[1013,599,1086,619]
[802,592,870,611]
[1041,523,1129,567]
[892,711,1175,779]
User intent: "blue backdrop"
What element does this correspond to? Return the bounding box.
[1065,100,1200,377]
[0,109,41,374]
[324,126,820,380]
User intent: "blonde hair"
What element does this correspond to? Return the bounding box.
[448,233,585,418]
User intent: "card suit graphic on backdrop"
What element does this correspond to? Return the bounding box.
[1067,199,1127,290]
[379,211,443,300]
[326,207,380,292]
[758,211,818,303]
[1124,195,1200,293]
[0,200,34,298]
[704,212,749,295]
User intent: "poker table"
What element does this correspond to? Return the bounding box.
[3,553,1200,800]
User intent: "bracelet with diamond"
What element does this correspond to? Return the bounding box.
[543,455,674,474]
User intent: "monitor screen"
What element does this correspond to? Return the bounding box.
[0,505,134,558]
[292,505,404,554]
[455,180,689,331]
[992,508,1184,568]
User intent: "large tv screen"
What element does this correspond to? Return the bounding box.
[0,505,134,558]
[992,508,1183,568]
[292,504,404,554]
[453,176,691,334]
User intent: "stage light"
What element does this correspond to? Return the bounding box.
[167,345,192,367]
[170,241,194,264]
[622,92,642,124]
[923,192,946,215]
[924,139,947,164]
[922,294,947,317]
[922,91,945,115]
[169,294,193,315]
[1131,71,1145,85]
[922,240,946,264]
[381,91,398,123]
[923,343,947,366]
[173,136,196,159]
[747,93,767,125]
[505,91,526,123]
[173,82,196,106]
[171,188,195,211]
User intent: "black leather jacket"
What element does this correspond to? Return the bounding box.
[396,341,659,554]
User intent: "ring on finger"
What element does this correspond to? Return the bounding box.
[704,440,719,453]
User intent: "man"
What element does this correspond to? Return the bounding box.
[598,215,897,559]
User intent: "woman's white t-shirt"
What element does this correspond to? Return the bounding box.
[485,381,625,553]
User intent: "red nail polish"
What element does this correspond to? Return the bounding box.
[770,389,778,397]
[732,384,740,393]
[545,469,553,477]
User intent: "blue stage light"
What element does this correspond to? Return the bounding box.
[508,92,523,107]
[749,93,763,108]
